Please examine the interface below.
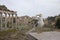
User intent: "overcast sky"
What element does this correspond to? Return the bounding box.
[0,0,60,18]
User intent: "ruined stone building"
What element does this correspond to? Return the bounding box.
[18,15,32,26]
[0,5,17,30]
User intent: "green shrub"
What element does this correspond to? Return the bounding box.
[55,18,60,29]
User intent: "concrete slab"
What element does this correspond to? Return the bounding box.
[28,31,60,40]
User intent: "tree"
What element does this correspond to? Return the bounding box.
[55,18,60,29]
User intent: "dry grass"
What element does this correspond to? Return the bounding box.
[0,29,17,36]
[33,27,53,33]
